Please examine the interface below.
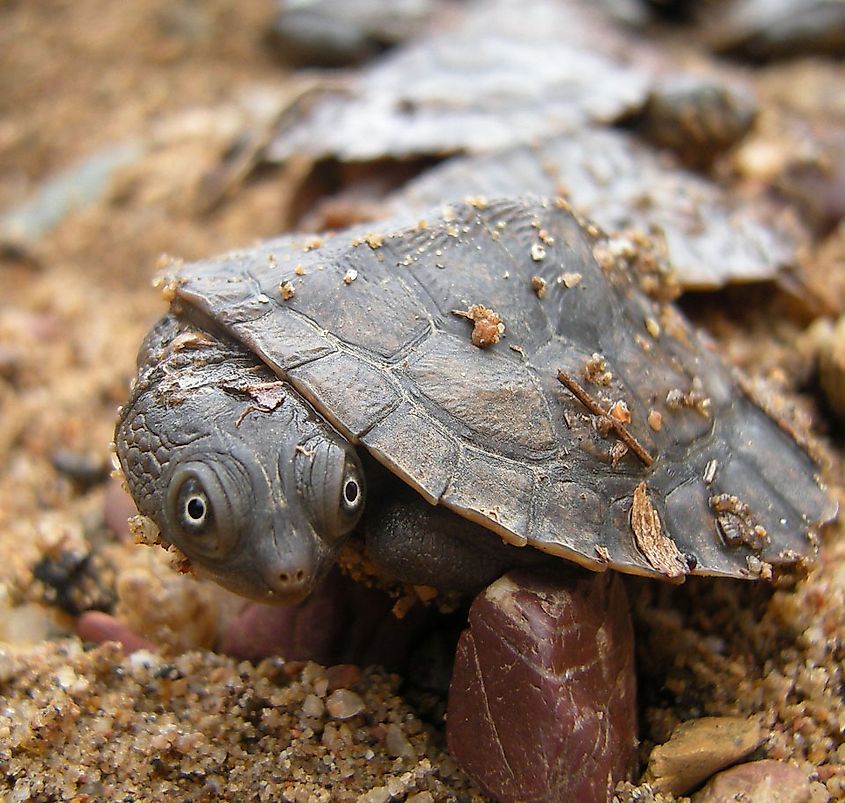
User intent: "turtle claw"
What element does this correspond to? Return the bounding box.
[447,569,637,803]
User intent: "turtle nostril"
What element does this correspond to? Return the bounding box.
[275,567,308,596]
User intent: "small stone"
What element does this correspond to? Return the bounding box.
[326,663,362,691]
[55,665,89,694]
[643,716,765,796]
[406,793,434,803]
[343,269,358,284]
[76,611,159,654]
[560,271,582,288]
[279,280,296,300]
[301,693,325,718]
[326,688,366,719]
[385,723,416,760]
[357,789,391,803]
[645,316,661,338]
[648,409,663,431]
[530,243,546,261]
[692,759,814,803]
[0,600,53,645]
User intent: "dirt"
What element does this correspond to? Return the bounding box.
[1,1,845,802]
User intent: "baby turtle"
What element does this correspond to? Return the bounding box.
[115,198,834,800]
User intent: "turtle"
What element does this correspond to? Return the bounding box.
[114,197,835,801]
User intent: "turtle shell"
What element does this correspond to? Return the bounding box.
[168,198,834,581]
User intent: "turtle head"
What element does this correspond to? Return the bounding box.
[115,324,365,604]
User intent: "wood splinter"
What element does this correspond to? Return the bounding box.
[557,370,655,467]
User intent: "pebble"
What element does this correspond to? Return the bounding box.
[642,716,764,796]
[691,759,818,803]
[0,596,53,645]
[447,569,637,803]
[220,566,431,669]
[301,693,325,718]
[385,723,416,761]
[76,611,158,654]
[326,663,362,691]
[326,688,366,719]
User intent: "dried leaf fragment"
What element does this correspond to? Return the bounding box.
[631,482,687,578]
[452,304,505,348]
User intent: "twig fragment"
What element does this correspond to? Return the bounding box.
[557,369,655,467]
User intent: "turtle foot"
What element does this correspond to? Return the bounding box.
[447,569,638,803]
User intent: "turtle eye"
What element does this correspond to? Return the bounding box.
[166,462,240,559]
[294,438,365,541]
[340,461,364,516]
[177,478,212,532]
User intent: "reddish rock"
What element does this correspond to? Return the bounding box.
[220,567,433,670]
[692,759,815,803]
[77,611,158,654]
[103,479,138,540]
[326,663,363,691]
[447,569,637,803]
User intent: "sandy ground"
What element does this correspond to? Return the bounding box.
[1,1,845,801]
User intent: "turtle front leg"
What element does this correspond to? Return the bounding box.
[448,569,638,803]
[361,483,550,592]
